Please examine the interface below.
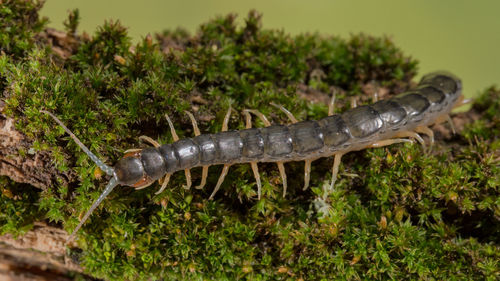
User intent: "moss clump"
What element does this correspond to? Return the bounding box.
[1,1,498,280]
[0,176,42,237]
[0,0,47,58]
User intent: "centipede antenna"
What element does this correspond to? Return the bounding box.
[40,110,114,177]
[67,176,118,242]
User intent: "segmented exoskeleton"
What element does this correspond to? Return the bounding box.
[41,71,466,241]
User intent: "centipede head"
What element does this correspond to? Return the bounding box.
[114,152,149,187]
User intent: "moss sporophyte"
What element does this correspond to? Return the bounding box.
[0,1,498,280]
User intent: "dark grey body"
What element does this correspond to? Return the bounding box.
[114,72,462,186]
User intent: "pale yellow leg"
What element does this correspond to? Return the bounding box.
[415,126,434,146]
[446,115,456,134]
[250,162,262,199]
[303,159,312,191]
[243,110,263,199]
[277,162,287,198]
[328,89,336,116]
[139,135,160,147]
[184,169,192,189]
[195,166,209,190]
[123,148,142,154]
[373,90,379,102]
[185,111,201,136]
[431,113,456,134]
[368,138,414,148]
[452,95,473,109]
[246,109,271,126]
[245,110,288,197]
[135,181,155,190]
[243,110,253,129]
[328,153,344,192]
[165,114,180,141]
[324,138,412,196]
[270,103,298,123]
[351,97,357,108]
[209,164,230,200]
[155,173,171,195]
[209,107,233,199]
[222,107,232,132]
[394,130,425,148]
[184,111,202,190]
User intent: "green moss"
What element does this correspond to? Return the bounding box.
[0,0,47,58]
[0,176,42,237]
[1,1,498,280]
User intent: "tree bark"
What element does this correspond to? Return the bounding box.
[0,223,84,281]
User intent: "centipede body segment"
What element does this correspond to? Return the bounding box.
[41,71,465,241]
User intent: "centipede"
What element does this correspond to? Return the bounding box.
[41,71,467,241]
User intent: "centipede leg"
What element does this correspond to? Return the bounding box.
[328,89,336,116]
[324,137,412,196]
[276,162,288,197]
[328,153,344,193]
[209,107,233,199]
[246,109,271,126]
[243,110,261,198]
[270,103,298,123]
[303,159,312,191]
[185,111,201,136]
[184,111,203,189]
[368,138,414,148]
[250,162,262,199]
[453,95,473,109]
[139,135,161,147]
[243,110,263,199]
[123,148,142,154]
[432,113,456,134]
[222,106,232,132]
[446,115,456,134]
[155,173,171,195]
[165,114,180,141]
[351,97,358,109]
[415,126,434,147]
[210,164,230,200]
[166,114,192,189]
[247,109,289,196]
[135,180,155,190]
[372,89,379,102]
[183,170,192,189]
[195,166,209,190]
[394,130,425,149]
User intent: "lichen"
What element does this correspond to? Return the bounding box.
[0,1,498,280]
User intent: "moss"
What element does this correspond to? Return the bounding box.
[0,0,48,58]
[0,176,42,237]
[1,1,499,280]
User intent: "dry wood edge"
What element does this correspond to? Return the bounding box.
[0,101,83,279]
[0,101,75,190]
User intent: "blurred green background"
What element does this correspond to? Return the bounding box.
[41,0,500,98]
